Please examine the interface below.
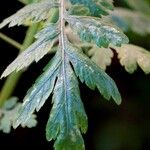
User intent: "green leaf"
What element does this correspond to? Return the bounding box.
[66,16,129,48]
[0,0,128,148]
[0,0,59,28]
[88,46,113,70]
[46,62,87,150]
[69,0,114,17]
[66,41,121,105]
[113,44,150,74]
[1,24,59,78]
[111,8,150,35]
[13,52,61,128]
[13,36,122,150]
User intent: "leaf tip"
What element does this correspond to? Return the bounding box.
[1,69,11,79]
[115,97,122,105]
[1,72,7,79]
[12,119,20,129]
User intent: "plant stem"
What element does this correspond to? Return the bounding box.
[0,32,22,49]
[0,71,22,106]
[20,24,39,52]
[0,8,59,107]
[0,24,39,107]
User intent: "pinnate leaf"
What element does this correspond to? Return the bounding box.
[0,0,130,149]
[13,38,122,149]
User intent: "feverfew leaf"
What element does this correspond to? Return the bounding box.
[88,46,113,70]
[46,62,87,150]
[1,24,59,78]
[13,52,61,128]
[66,16,129,48]
[66,41,121,105]
[69,0,114,17]
[0,0,130,148]
[111,8,150,35]
[0,0,59,28]
[114,44,150,74]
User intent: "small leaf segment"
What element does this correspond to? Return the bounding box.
[0,0,129,149]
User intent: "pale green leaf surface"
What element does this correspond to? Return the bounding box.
[69,0,114,17]
[66,16,129,48]
[1,24,59,78]
[46,61,87,150]
[114,44,150,74]
[66,42,121,105]
[88,46,113,70]
[0,0,59,28]
[13,52,61,128]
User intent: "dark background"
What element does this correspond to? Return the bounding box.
[0,1,150,150]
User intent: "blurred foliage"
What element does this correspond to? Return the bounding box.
[111,8,150,36]
[122,0,150,15]
[0,97,37,133]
